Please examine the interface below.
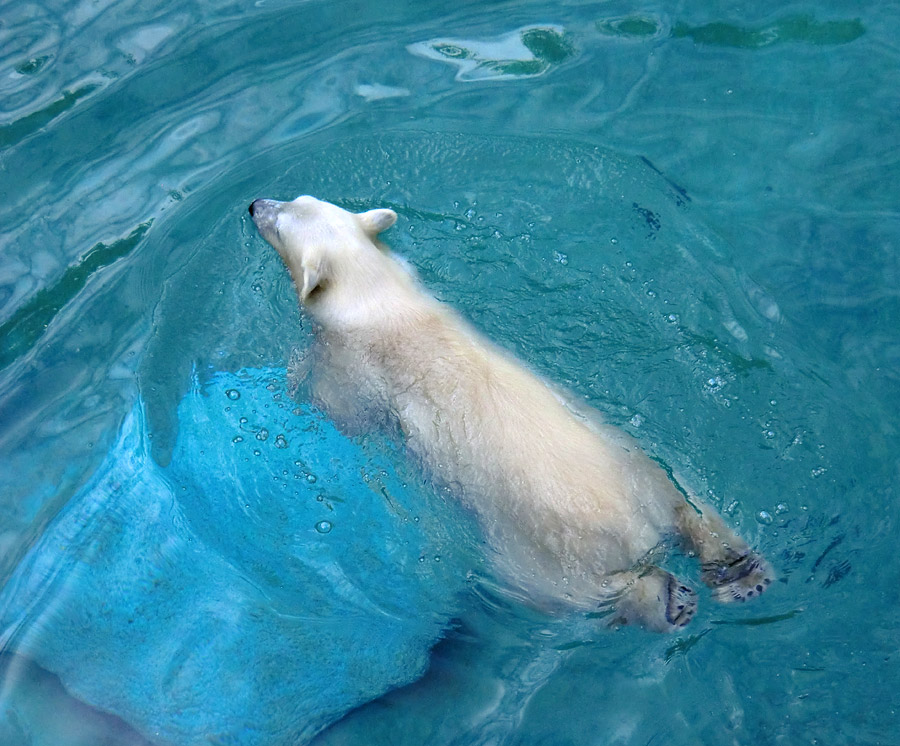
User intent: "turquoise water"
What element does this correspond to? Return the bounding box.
[0,0,897,743]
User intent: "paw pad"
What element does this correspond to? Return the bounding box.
[665,577,698,627]
[703,551,775,603]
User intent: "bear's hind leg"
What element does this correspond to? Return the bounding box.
[606,567,697,632]
[674,501,775,603]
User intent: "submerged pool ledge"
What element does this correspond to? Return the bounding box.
[0,368,470,745]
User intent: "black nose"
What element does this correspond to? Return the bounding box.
[248,200,257,217]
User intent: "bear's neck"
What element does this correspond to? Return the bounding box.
[305,251,437,332]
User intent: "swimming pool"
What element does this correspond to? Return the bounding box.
[1,0,897,743]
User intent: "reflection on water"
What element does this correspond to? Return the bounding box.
[0,222,152,370]
[596,14,866,47]
[409,25,576,81]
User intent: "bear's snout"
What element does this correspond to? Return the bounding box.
[248,199,280,223]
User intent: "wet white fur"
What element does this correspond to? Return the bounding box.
[252,195,776,629]
[249,195,699,610]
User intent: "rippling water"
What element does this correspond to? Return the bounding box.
[0,0,897,744]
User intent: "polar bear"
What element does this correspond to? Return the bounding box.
[248,195,774,632]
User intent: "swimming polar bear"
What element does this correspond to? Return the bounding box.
[248,195,774,632]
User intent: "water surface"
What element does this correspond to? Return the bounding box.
[0,1,897,744]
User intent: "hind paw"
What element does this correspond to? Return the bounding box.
[665,575,698,627]
[609,568,697,633]
[703,551,774,603]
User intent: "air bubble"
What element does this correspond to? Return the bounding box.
[706,376,725,391]
[757,510,773,525]
[315,520,333,534]
[225,389,240,400]
[274,434,288,449]
[232,436,244,444]
[256,428,269,441]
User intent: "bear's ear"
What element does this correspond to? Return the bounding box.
[299,255,325,302]
[358,208,397,237]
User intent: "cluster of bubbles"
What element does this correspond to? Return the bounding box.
[222,385,340,535]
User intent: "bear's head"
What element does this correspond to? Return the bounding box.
[248,195,397,308]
